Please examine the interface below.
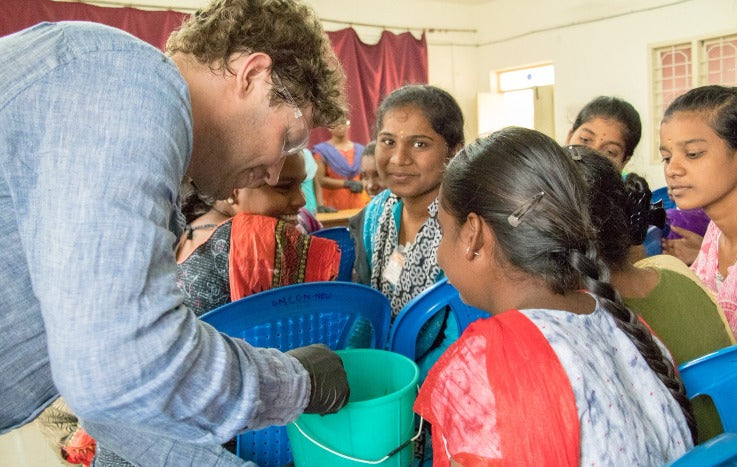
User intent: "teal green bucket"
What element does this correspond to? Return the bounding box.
[287,349,420,467]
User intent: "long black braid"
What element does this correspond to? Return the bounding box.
[568,247,697,442]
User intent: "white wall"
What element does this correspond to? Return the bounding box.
[472,0,737,186]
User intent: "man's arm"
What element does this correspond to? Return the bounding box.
[17,38,309,445]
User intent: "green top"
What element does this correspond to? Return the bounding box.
[624,266,733,442]
[624,268,732,365]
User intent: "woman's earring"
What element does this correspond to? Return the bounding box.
[226,197,235,205]
[465,246,480,257]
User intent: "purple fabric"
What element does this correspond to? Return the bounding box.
[313,142,364,179]
[665,208,710,240]
[297,207,323,234]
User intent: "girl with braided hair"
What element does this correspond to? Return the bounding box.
[414,127,695,466]
[572,145,733,443]
[570,145,733,366]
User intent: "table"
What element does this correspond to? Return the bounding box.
[316,208,362,228]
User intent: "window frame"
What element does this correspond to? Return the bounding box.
[649,30,737,163]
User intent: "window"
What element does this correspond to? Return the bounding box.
[497,64,555,92]
[651,32,737,162]
[703,35,737,85]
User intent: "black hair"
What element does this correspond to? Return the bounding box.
[663,85,737,151]
[569,146,663,268]
[571,96,642,161]
[623,172,665,244]
[180,179,215,224]
[442,127,696,442]
[374,84,464,152]
[361,141,376,158]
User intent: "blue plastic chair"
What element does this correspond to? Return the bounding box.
[644,225,663,256]
[668,432,737,466]
[388,277,488,360]
[312,226,355,281]
[678,344,737,433]
[200,281,392,467]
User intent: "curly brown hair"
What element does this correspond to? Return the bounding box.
[166,0,346,128]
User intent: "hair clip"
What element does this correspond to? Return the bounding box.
[508,191,545,227]
[567,145,582,161]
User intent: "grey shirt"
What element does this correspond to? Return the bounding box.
[0,22,308,465]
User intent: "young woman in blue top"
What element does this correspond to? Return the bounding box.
[348,83,465,467]
[350,84,464,313]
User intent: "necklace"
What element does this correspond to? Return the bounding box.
[184,223,217,240]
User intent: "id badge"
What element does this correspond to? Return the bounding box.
[382,245,406,288]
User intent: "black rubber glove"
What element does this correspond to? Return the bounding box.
[317,205,338,213]
[343,180,364,193]
[287,344,350,415]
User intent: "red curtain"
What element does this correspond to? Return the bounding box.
[314,28,428,146]
[0,0,427,145]
[0,0,187,49]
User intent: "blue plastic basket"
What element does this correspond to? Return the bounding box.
[200,281,392,466]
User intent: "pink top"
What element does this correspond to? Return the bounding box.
[691,221,737,336]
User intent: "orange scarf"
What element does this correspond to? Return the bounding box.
[62,428,96,466]
[228,213,341,300]
[414,309,580,466]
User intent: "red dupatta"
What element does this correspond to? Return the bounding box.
[228,213,341,300]
[414,309,580,467]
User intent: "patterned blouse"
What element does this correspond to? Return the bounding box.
[368,193,443,316]
[176,222,231,316]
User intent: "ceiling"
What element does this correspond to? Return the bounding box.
[428,0,494,3]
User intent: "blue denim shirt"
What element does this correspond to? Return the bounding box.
[0,22,308,465]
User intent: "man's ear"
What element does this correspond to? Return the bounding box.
[232,52,273,99]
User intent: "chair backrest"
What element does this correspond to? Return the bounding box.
[388,277,488,360]
[200,281,392,467]
[668,432,737,466]
[678,344,737,433]
[312,226,355,281]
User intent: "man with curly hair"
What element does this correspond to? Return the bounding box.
[0,0,349,465]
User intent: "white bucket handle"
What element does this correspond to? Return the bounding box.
[291,415,425,465]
